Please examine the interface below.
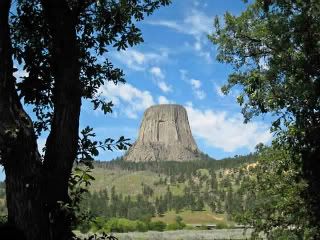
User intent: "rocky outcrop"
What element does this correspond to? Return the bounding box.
[124,104,201,162]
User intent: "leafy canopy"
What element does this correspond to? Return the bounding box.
[235,146,311,239]
[210,0,320,236]
[209,0,320,148]
[11,0,170,136]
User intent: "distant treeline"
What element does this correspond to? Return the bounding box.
[93,153,257,176]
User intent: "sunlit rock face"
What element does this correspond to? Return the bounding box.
[124,104,201,162]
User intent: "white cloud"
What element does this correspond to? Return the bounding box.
[158,95,173,104]
[147,20,183,32]
[186,77,206,100]
[185,104,272,152]
[194,41,202,51]
[147,9,211,37]
[194,90,206,100]
[179,69,188,81]
[112,49,168,71]
[100,82,154,119]
[158,81,172,93]
[146,9,213,62]
[184,9,212,36]
[190,79,201,89]
[149,66,172,93]
[150,67,165,79]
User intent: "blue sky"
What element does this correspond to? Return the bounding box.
[0,0,273,181]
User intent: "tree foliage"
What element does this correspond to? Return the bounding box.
[235,146,311,239]
[210,0,320,236]
[12,0,170,136]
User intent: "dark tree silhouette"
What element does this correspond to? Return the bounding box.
[0,0,170,239]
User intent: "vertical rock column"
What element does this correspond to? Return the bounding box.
[124,104,200,162]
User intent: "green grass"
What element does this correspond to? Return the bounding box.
[89,167,228,196]
[152,210,230,225]
[89,168,169,196]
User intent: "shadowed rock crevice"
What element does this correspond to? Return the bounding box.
[124,104,201,162]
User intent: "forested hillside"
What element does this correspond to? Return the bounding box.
[0,154,256,224]
[74,154,257,232]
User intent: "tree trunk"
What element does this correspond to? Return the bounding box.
[302,128,320,238]
[0,1,49,239]
[41,0,81,239]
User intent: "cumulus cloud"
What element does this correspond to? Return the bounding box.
[158,95,173,104]
[190,79,201,89]
[100,82,154,119]
[184,9,212,36]
[185,104,272,152]
[150,67,165,79]
[112,49,168,71]
[181,70,207,100]
[158,81,172,93]
[194,90,206,100]
[149,66,172,93]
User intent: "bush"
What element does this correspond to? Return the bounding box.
[91,217,108,233]
[165,216,186,230]
[184,225,195,230]
[269,229,301,240]
[216,222,229,229]
[166,223,179,231]
[175,216,186,229]
[103,218,137,233]
[148,221,166,232]
[78,222,91,234]
[198,225,208,230]
[136,221,148,232]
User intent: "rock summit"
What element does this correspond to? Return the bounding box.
[124,104,201,162]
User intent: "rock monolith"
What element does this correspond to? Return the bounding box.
[124,104,201,162]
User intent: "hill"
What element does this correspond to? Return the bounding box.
[76,154,257,229]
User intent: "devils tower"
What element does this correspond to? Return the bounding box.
[124,104,201,162]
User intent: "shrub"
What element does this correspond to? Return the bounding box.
[216,222,229,229]
[78,222,91,234]
[166,223,179,231]
[136,221,148,232]
[269,229,301,240]
[148,221,166,232]
[103,218,137,233]
[91,217,108,233]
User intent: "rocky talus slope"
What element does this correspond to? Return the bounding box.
[124,104,201,162]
